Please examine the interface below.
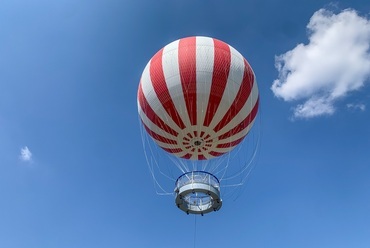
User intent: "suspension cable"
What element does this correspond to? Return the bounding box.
[193,214,197,248]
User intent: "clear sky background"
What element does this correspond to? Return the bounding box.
[1,1,370,248]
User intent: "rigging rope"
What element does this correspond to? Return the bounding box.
[193,215,197,248]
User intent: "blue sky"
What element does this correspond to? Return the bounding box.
[1,1,370,248]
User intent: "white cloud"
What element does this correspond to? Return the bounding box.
[271,8,370,119]
[20,146,32,162]
[347,103,366,111]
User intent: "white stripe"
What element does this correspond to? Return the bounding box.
[162,39,191,129]
[202,152,215,160]
[140,61,182,133]
[216,119,255,143]
[208,45,245,129]
[189,154,198,160]
[153,139,180,149]
[171,150,189,158]
[138,104,178,141]
[209,147,234,154]
[162,149,189,158]
[216,76,258,137]
[195,36,214,127]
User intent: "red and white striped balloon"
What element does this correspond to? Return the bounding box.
[138,36,259,160]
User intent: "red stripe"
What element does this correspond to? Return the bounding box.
[162,147,183,154]
[178,37,197,126]
[198,154,206,160]
[209,151,225,157]
[218,97,259,140]
[150,49,186,129]
[138,83,179,136]
[142,123,177,145]
[213,59,255,132]
[143,123,185,156]
[203,39,231,127]
[181,153,192,159]
[216,136,245,148]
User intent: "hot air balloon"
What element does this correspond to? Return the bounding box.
[138,36,259,215]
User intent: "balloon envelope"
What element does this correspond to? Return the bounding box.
[138,36,259,160]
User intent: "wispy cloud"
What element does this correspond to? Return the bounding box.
[20,146,32,162]
[271,8,370,119]
[347,103,366,111]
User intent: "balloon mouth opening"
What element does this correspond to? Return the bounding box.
[174,171,222,215]
[193,140,202,146]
